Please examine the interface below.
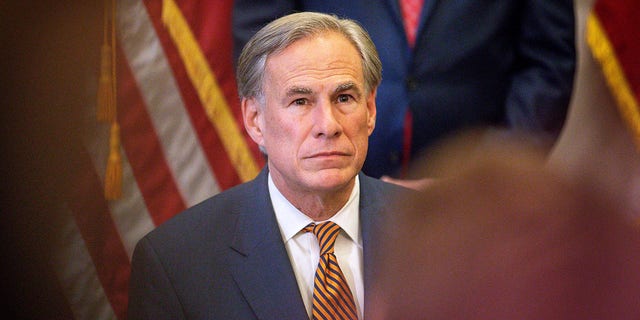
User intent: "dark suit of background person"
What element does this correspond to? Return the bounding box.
[233,0,576,178]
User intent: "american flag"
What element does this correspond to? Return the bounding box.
[54,0,263,318]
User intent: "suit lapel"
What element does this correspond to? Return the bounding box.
[387,0,440,46]
[227,171,394,319]
[386,0,406,36]
[418,0,439,33]
[228,169,308,320]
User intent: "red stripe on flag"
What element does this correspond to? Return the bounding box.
[68,147,131,319]
[186,1,266,167]
[593,0,640,100]
[118,48,187,225]
[180,1,245,120]
[142,0,246,190]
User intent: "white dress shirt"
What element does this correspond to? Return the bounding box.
[268,174,364,319]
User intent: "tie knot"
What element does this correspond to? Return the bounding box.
[304,221,342,255]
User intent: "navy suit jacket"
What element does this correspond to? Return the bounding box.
[128,168,407,319]
[233,0,576,177]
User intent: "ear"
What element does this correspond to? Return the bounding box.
[365,88,377,136]
[242,97,265,147]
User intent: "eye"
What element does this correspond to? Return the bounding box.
[337,94,353,103]
[292,98,308,106]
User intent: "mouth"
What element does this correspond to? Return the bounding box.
[305,151,351,159]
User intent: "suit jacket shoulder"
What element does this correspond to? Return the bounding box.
[128,168,308,319]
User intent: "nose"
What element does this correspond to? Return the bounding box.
[311,100,342,139]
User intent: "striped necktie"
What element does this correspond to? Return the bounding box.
[304,221,358,320]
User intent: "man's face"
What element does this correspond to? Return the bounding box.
[243,31,376,197]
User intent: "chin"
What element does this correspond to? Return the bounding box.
[306,168,357,191]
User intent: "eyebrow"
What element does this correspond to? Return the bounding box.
[334,81,362,98]
[286,86,312,97]
[284,81,362,98]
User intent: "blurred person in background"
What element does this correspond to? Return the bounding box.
[368,0,640,318]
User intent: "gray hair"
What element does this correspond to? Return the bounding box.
[236,12,382,100]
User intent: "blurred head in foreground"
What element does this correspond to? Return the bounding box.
[368,131,640,319]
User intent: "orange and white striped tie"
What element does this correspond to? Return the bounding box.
[305,221,357,320]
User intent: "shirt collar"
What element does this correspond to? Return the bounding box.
[269,173,361,245]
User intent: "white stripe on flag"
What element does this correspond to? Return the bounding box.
[84,114,155,259]
[109,149,157,258]
[54,206,117,320]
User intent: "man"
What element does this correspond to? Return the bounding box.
[128,12,408,319]
[233,0,576,178]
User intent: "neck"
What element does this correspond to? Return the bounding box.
[275,178,356,221]
[295,191,352,221]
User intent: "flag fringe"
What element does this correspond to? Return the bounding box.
[97,44,116,122]
[161,0,260,182]
[105,123,123,200]
[98,0,122,200]
[586,12,640,148]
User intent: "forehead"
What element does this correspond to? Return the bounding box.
[264,32,364,89]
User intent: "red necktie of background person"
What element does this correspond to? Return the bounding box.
[400,0,424,48]
[305,221,358,320]
[400,0,424,176]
